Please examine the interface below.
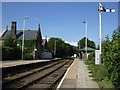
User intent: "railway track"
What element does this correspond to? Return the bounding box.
[2,59,60,78]
[2,59,73,89]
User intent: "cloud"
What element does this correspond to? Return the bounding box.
[65,41,78,47]
[42,37,50,41]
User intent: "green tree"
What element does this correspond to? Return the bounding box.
[48,37,75,58]
[102,27,120,88]
[4,34,17,47]
[78,37,96,49]
[2,34,21,60]
[17,39,36,59]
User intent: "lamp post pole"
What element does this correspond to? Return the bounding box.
[79,42,80,58]
[22,16,29,60]
[83,21,87,59]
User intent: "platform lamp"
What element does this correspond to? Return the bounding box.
[22,16,29,60]
[83,21,88,60]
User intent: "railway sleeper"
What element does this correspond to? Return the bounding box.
[27,60,73,89]
[3,60,71,89]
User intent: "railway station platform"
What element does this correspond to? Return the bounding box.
[57,58,99,89]
[0,60,50,68]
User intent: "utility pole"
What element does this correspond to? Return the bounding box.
[54,40,57,57]
[22,16,29,60]
[98,3,115,64]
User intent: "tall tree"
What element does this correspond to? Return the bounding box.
[78,37,96,49]
[48,37,75,58]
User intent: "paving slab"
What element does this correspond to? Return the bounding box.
[59,58,99,89]
[76,60,99,88]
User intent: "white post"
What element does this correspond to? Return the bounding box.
[98,3,115,64]
[22,16,29,60]
[86,21,88,59]
[98,2,103,64]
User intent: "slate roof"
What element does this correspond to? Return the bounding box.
[1,30,38,40]
[1,30,48,46]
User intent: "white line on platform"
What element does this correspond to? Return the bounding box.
[56,59,75,90]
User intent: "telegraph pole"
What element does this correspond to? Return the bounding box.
[54,40,57,57]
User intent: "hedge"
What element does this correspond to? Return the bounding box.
[102,27,120,88]
[2,46,21,60]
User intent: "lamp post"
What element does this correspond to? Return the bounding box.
[83,21,88,59]
[98,3,115,64]
[22,16,29,60]
[79,42,80,58]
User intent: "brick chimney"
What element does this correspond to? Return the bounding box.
[11,21,17,39]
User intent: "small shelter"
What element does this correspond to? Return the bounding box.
[79,47,95,59]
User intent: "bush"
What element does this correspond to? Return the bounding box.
[85,60,94,65]
[4,35,17,47]
[2,34,21,60]
[88,51,95,62]
[3,34,36,60]
[2,46,21,60]
[102,27,120,88]
[17,39,36,53]
[2,46,12,60]
[24,53,33,60]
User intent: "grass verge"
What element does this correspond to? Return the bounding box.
[84,60,115,88]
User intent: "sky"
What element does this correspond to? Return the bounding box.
[2,2,118,46]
